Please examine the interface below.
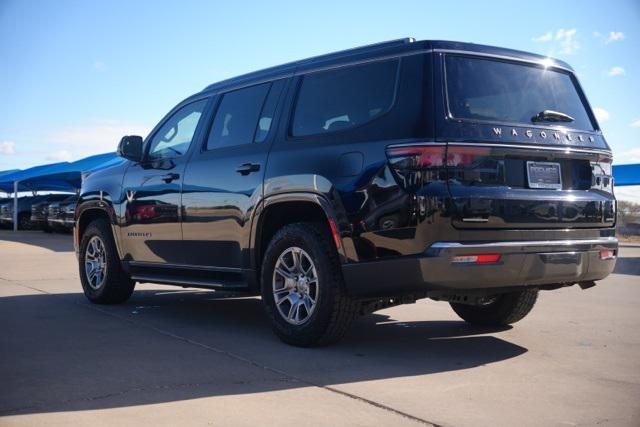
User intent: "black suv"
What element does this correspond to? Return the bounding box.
[2,194,69,230]
[47,195,79,232]
[31,194,74,231]
[75,39,617,346]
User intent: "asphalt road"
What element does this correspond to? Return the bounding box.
[1,230,639,427]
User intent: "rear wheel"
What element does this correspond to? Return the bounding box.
[79,218,134,304]
[450,289,538,326]
[261,222,359,347]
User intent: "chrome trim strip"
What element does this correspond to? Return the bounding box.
[386,141,611,156]
[431,237,618,250]
[461,218,489,223]
[448,142,612,156]
[434,49,572,72]
[387,141,445,148]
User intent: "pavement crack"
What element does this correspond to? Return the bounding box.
[7,280,440,426]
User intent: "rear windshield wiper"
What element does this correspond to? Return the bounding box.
[531,110,575,123]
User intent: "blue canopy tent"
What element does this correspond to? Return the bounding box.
[0,162,72,193]
[21,152,119,191]
[0,170,19,200]
[0,152,118,230]
[612,164,640,187]
[0,169,19,179]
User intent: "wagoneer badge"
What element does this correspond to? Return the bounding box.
[492,127,595,143]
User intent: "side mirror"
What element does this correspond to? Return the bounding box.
[117,135,144,162]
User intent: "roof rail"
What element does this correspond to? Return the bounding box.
[202,37,416,92]
[297,37,416,65]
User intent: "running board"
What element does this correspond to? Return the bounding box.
[126,261,251,290]
[130,273,249,290]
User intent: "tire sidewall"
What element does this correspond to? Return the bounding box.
[79,221,118,301]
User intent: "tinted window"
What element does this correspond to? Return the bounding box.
[207,83,271,149]
[253,80,284,143]
[445,56,594,130]
[291,60,398,137]
[148,99,207,160]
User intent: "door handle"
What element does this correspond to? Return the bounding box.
[236,163,260,175]
[161,173,180,183]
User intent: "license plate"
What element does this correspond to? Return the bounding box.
[527,161,562,189]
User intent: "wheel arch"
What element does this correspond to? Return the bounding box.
[75,200,121,259]
[251,192,354,275]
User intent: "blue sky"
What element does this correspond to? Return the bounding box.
[0,0,638,198]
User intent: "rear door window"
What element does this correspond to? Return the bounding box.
[445,55,595,130]
[291,59,399,137]
[206,83,271,150]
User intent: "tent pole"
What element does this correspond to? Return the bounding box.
[13,181,19,232]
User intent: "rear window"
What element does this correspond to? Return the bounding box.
[291,59,399,137]
[445,56,595,131]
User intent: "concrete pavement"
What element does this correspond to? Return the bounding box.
[1,230,639,426]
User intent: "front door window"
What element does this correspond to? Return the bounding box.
[147,100,207,160]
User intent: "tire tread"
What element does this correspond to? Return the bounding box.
[79,218,134,304]
[261,222,359,347]
[450,289,538,326]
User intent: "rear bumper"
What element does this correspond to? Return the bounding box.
[342,237,618,297]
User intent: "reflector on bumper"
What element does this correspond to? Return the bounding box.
[452,254,501,264]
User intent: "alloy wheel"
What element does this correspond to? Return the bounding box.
[85,236,107,290]
[272,246,319,325]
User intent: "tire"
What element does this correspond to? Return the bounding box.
[450,289,538,326]
[79,218,135,304]
[261,222,359,347]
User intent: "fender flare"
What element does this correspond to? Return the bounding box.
[249,192,358,269]
[75,198,122,259]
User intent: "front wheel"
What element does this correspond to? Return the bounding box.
[79,218,135,304]
[261,222,359,347]
[450,289,538,326]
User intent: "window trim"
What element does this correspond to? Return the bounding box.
[201,82,274,152]
[143,97,210,162]
[442,53,599,133]
[286,58,402,140]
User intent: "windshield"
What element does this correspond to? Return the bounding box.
[445,55,595,131]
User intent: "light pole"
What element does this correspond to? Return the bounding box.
[13,180,19,231]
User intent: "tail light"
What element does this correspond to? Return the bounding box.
[446,146,491,167]
[386,145,445,169]
[446,145,503,186]
[386,145,447,190]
